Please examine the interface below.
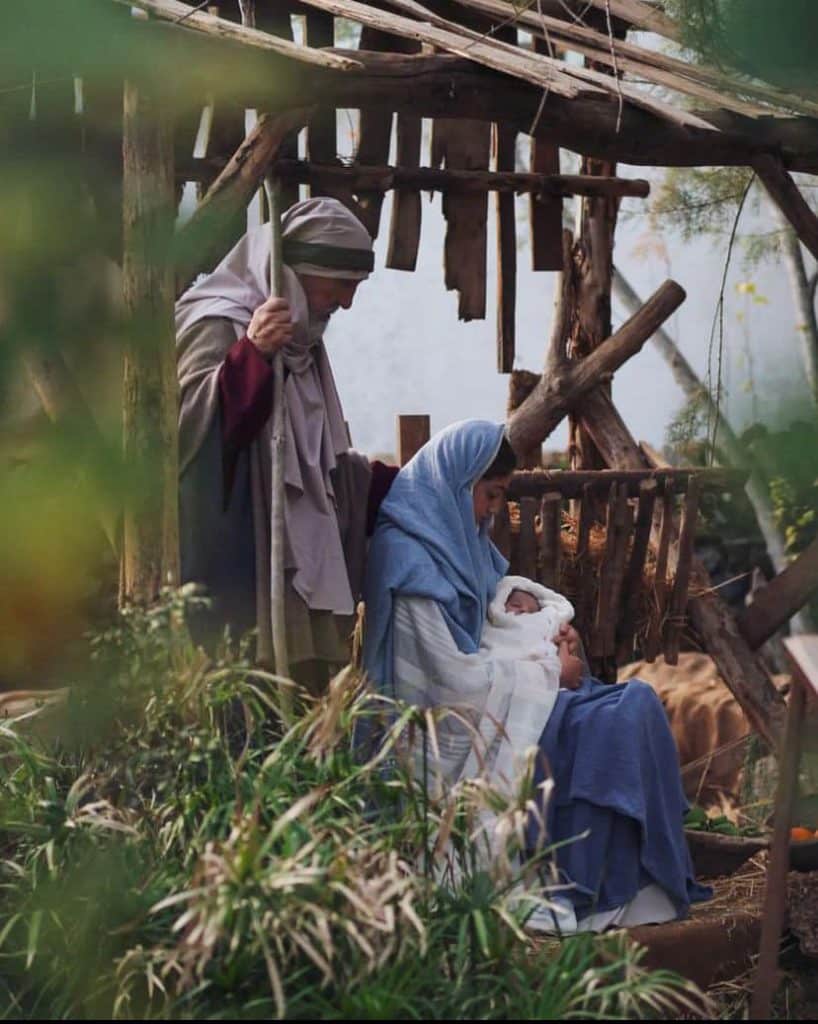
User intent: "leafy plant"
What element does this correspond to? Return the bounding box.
[0,593,709,1019]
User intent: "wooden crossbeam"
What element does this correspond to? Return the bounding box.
[205,159,651,197]
[738,534,818,650]
[507,467,746,500]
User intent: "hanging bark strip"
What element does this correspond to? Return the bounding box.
[433,117,492,320]
[121,77,179,604]
[643,484,675,663]
[495,121,517,370]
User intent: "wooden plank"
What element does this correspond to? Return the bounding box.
[530,37,563,272]
[518,497,538,581]
[591,483,633,662]
[305,12,337,176]
[491,501,512,561]
[644,483,675,662]
[434,118,491,321]
[574,483,596,645]
[616,478,657,663]
[740,541,818,652]
[122,77,179,603]
[252,160,651,196]
[397,413,430,466]
[508,467,745,500]
[664,475,701,665]
[539,493,563,590]
[354,26,396,238]
[495,121,517,371]
[386,112,422,270]
[753,152,818,268]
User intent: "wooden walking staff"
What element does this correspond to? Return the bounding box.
[263,174,292,695]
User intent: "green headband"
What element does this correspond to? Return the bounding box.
[282,240,374,273]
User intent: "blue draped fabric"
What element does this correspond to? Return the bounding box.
[362,420,509,692]
[529,677,712,919]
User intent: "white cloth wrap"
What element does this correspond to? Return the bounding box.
[482,575,575,671]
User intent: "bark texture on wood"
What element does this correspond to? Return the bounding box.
[664,476,701,665]
[122,78,179,604]
[305,13,337,173]
[753,154,818,264]
[434,118,492,320]
[738,535,818,650]
[175,109,310,289]
[387,112,423,270]
[507,467,745,500]
[507,279,685,455]
[397,414,431,465]
[354,26,397,238]
[539,493,563,590]
[530,37,563,272]
[616,478,657,663]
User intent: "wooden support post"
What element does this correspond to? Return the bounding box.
[491,500,512,561]
[305,13,337,173]
[644,482,676,662]
[753,153,818,264]
[386,112,423,270]
[529,38,562,271]
[397,414,430,466]
[664,475,701,665]
[122,77,179,604]
[738,534,818,650]
[591,483,633,672]
[751,635,818,1019]
[175,109,311,289]
[495,121,517,371]
[574,484,596,644]
[539,493,563,590]
[517,497,538,580]
[616,478,657,663]
[355,27,396,238]
[507,279,685,455]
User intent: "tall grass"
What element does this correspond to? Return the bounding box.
[0,592,709,1019]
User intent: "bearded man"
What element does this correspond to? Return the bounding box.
[176,197,389,687]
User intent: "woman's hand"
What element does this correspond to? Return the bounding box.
[556,623,581,657]
[558,640,584,691]
[247,296,293,357]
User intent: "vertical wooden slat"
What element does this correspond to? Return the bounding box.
[494,121,517,371]
[592,483,633,667]
[664,475,702,665]
[644,482,676,662]
[122,78,179,603]
[574,483,596,643]
[305,12,336,175]
[616,478,658,663]
[491,501,512,562]
[539,492,563,590]
[386,111,422,270]
[518,497,538,580]
[529,37,563,272]
[434,118,491,320]
[397,414,430,466]
[355,27,395,238]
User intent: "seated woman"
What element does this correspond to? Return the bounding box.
[363,419,710,933]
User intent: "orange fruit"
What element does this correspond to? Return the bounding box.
[791,826,814,842]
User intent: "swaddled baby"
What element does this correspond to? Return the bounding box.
[481,575,583,688]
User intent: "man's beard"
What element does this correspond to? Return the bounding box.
[308,313,330,347]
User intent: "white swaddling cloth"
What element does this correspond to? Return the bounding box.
[481,575,575,674]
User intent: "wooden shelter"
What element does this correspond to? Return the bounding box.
[19,0,818,750]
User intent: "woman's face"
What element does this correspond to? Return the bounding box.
[472,474,512,526]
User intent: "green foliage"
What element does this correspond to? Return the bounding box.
[0,595,707,1020]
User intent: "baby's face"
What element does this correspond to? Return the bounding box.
[505,589,540,615]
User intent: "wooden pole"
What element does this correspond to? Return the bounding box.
[262,176,291,695]
[738,534,818,650]
[752,153,818,264]
[121,77,179,604]
[397,414,431,466]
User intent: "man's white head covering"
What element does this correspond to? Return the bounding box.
[175,198,374,624]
